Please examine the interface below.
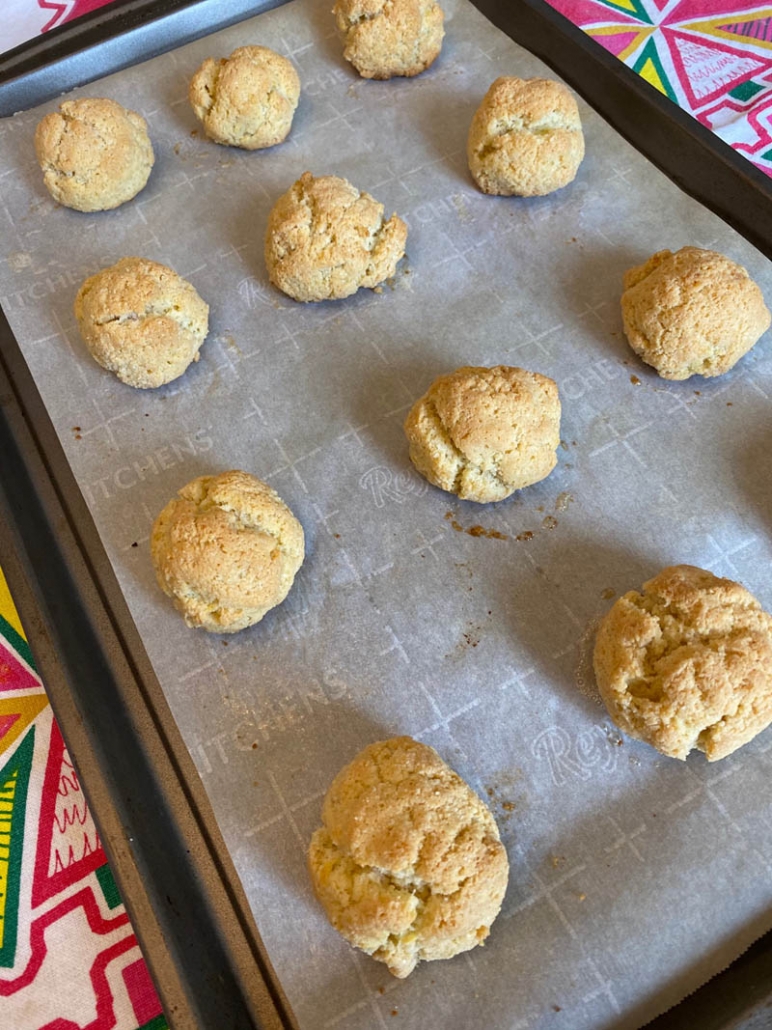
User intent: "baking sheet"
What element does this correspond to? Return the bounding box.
[2,0,772,1026]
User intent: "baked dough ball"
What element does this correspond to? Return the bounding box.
[34,97,154,211]
[265,171,407,302]
[308,737,509,977]
[404,365,561,503]
[333,0,444,80]
[188,46,300,150]
[150,470,304,634]
[467,77,584,197]
[594,565,772,761]
[74,257,209,389]
[621,247,771,380]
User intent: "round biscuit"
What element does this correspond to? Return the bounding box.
[308,737,509,977]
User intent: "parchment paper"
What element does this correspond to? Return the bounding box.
[2,1,772,1026]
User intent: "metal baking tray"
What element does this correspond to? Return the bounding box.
[0,1,770,1027]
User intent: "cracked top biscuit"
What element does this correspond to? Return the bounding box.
[467,77,584,197]
[621,247,771,380]
[35,97,154,212]
[404,365,561,503]
[264,171,407,302]
[74,257,209,389]
[333,0,444,80]
[188,45,300,150]
[308,736,509,977]
[150,470,305,634]
[594,565,772,761]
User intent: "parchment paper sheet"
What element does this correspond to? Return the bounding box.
[2,1,772,1026]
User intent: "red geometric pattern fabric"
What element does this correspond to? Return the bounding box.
[0,571,166,1030]
[544,0,772,175]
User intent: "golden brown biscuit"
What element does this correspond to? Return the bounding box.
[34,97,154,211]
[150,470,304,634]
[621,247,771,380]
[333,0,445,80]
[594,565,772,761]
[74,257,209,389]
[265,171,407,302]
[308,737,509,977]
[467,77,584,197]
[188,45,300,150]
[404,365,561,503]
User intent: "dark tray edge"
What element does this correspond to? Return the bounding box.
[0,0,287,117]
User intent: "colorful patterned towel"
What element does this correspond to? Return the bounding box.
[544,0,772,174]
[0,568,166,1030]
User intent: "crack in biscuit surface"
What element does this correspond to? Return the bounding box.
[594,565,772,760]
[188,46,300,150]
[620,247,771,380]
[468,77,584,197]
[34,98,154,211]
[308,737,509,977]
[150,470,304,634]
[265,172,407,301]
[333,0,444,79]
[404,365,560,503]
[74,257,209,389]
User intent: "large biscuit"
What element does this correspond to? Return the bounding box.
[35,97,154,211]
[467,77,584,197]
[265,171,407,302]
[189,45,300,150]
[404,365,561,503]
[150,470,304,634]
[74,257,209,389]
[594,565,772,761]
[308,737,509,977]
[333,0,445,79]
[621,246,771,380]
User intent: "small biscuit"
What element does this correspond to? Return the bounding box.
[150,470,304,634]
[35,97,154,211]
[333,0,445,80]
[188,46,300,150]
[467,77,584,197]
[404,365,561,503]
[594,565,772,761]
[74,257,209,389]
[621,247,771,380]
[308,737,509,977]
[265,171,407,302]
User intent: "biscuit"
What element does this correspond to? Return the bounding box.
[150,470,304,634]
[265,171,407,302]
[404,365,561,503]
[74,257,209,389]
[34,97,154,211]
[467,77,584,197]
[620,247,771,380]
[333,0,444,80]
[308,737,509,977]
[188,46,300,150]
[594,565,772,761]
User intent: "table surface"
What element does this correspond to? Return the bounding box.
[1,1,770,1028]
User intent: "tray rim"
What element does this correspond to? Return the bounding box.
[0,0,287,117]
